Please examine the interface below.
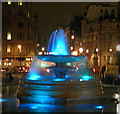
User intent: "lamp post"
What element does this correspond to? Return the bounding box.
[18,45,21,72]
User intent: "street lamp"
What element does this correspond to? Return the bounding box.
[109,48,112,52]
[70,46,73,51]
[79,47,83,55]
[86,49,89,53]
[42,47,45,51]
[18,45,21,72]
[96,48,98,52]
[71,35,75,40]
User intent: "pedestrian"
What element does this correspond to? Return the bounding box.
[6,69,9,82]
[8,72,13,82]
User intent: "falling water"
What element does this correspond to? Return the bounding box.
[47,29,70,55]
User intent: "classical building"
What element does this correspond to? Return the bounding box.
[2,2,39,69]
[81,3,120,69]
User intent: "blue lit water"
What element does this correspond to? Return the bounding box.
[47,29,70,55]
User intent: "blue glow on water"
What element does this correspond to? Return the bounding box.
[81,75,94,81]
[47,29,70,55]
[27,72,42,80]
[0,99,7,102]
[42,58,46,61]
[20,103,55,108]
[94,105,104,109]
[30,106,39,109]
[53,78,66,81]
[65,75,70,78]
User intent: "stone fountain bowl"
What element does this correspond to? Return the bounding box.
[37,55,86,63]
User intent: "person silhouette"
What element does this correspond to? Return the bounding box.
[8,72,13,82]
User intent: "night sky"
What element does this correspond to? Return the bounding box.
[32,2,90,45]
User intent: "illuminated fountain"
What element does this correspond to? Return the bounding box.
[17,29,103,107]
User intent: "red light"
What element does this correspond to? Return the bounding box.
[93,68,95,73]
[5,58,8,62]
[22,67,25,70]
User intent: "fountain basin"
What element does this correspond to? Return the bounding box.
[17,76,103,105]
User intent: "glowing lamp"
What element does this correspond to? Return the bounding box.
[93,68,96,73]
[22,67,25,70]
[96,48,98,52]
[79,48,83,54]
[42,47,45,51]
[109,48,112,52]
[71,35,75,40]
[86,49,89,53]
[70,46,73,50]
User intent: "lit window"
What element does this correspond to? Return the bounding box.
[7,44,11,53]
[28,12,30,18]
[20,2,22,6]
[7,32,11,40]
[8,1,11,5]
[18,2,22,6]
[109,56,112,64]
[71,51,78,56]
[116,45,120,51]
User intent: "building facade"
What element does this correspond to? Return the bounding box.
[2,2,39,69]
[81,4,120,69]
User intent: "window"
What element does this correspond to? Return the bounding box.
[17,11,24,16]
[100,9,103,13]
[8,21,11,28]
[28,23,30,29]
[26,46,30,53]
[8,9,12,16]
[28,32,30,40]
[109,56,112,64]
[28,12,30,18]
[117,24,119,29]
[7,32,11,40]
[7,44,11,53]
[17,22,24,28]
[8,1,11,5]
[18,2,22,6]
[109,34,112,40]
[112,9,115,13]
[104,56,106,61]
[17,32,24,40]
[89,26,93,32]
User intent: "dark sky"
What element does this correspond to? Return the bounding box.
[32,2,90,44]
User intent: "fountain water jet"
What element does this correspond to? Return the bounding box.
[47,29,70,55]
